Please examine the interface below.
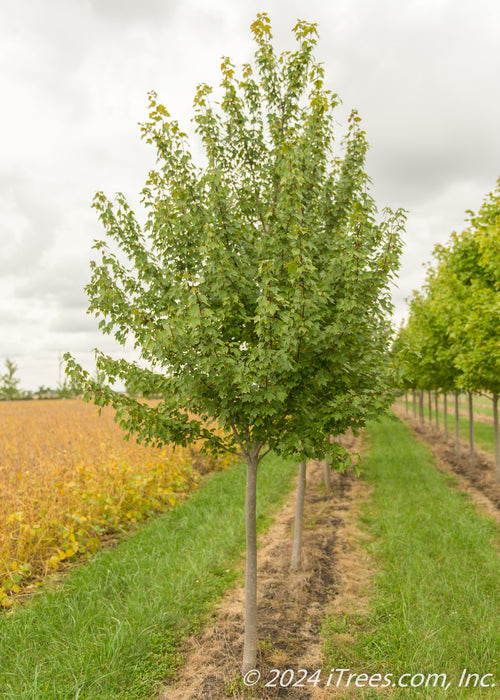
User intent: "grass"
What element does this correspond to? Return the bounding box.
[0,452,297,699]
[401,398,496,454]
[402,393,494,417]
[322,414,500,698]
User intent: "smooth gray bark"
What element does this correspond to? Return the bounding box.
[428,390,432,422]
[323,459,331,489]
[419,390,424,423]
[434,391,439,433]
[493,394,499,482]
[468,391,475,467]
[412,390,417,418]
[454,391,460,455]
[291,460,307,570]
[444,393,448,441]
[242,451,259,675]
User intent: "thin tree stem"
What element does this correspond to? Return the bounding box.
[323,459,331,489]
[242,453,259,675]
[455,391,460,455]
[493,394,499,482]
[444,392,448,441]
[468,391,475,467]
[291,460,307,570]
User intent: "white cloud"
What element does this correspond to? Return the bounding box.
[1,0,499,389]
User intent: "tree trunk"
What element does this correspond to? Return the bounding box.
[468,391,475,467]
[427,390,432,422]
[434,391,439,433]
[412,390,417,418]
[419,390,424,423]
[291,460,307,570]
[444,393,448,441]
[493,394,499,482]
[323,459,330,489]
[454,391,460,455]
[242,451,259,675]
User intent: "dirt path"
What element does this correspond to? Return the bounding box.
[157,433,374,699]
[394,406,500,521]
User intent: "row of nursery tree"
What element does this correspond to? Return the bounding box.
[65,15,405,674]
[392,177,500,480]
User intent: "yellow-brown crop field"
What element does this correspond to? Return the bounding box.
[0,399,231,607]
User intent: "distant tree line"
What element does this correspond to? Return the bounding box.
[0,359,83,400]
[392,177,500,479]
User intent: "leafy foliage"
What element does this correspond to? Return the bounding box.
[0,359,21,401]
[65,13,404,466]
[393,176,500,396]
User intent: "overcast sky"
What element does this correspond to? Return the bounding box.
[2,0,499,390]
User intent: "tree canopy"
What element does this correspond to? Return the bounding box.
[65,13,404,466]
[393,176,499,397]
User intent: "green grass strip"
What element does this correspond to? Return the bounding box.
[322,415,500,699]
[402,399,496,454]
[0,453,297,699]
[402,395,493,418]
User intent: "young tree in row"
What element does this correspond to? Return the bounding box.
[391,320,419,418]
[424,261,462,441]
[393,276,458,434]
[443,180,500,477]
[394,241,475,456]
[65,14,404,673]
[468,177,500,478]
[393,177,499,475]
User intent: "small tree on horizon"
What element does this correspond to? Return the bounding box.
[0,359,21,401]
[65,13,404,673]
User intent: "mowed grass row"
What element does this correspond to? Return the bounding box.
[437,394,494,418]
[322,415,500,698]
[400,398,496,454]
[0,452,297,699]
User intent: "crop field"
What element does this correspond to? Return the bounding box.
[0,400,231,608]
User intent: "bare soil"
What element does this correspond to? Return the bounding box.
[157,432,375,699]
